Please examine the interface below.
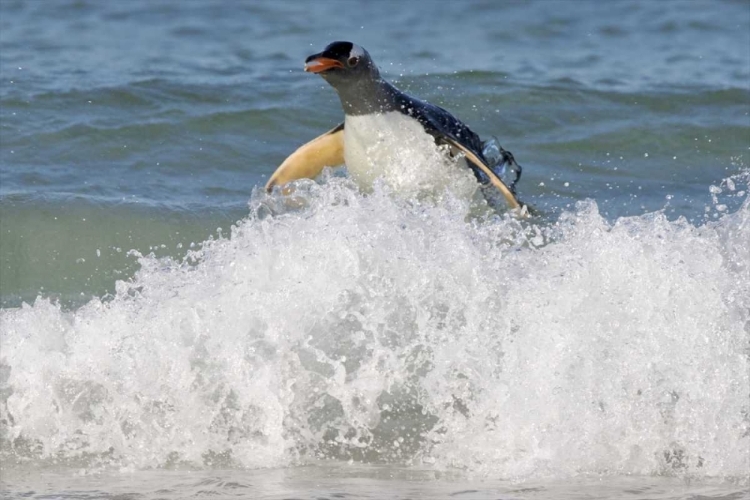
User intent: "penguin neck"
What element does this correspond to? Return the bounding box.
[335,78,400,116]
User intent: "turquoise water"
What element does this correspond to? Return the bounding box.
[1,0,749,498]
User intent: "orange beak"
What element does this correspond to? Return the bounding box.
[304,57,344,73]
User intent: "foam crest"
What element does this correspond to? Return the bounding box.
[421,199,750,478]
[0,176,748,480]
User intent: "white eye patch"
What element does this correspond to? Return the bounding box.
[349,44,365,59]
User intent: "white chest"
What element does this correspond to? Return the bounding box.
[343,112,475,198]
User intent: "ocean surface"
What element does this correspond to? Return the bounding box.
[1,0,749,498]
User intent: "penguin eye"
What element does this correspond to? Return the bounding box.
[347,56,360,67]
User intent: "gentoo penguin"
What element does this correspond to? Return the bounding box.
[266,41,524,210]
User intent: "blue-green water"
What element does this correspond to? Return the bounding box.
[1,1,749,498]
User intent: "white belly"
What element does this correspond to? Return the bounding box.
[343,112,477,199]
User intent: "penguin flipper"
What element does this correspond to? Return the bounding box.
[265,123,345,192]
[437,135,522,211]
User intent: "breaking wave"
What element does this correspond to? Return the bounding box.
[1,173,748,481]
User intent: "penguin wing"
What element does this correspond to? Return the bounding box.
[406,98,522,210]
[265,123,345,192]
[436,135,521,210]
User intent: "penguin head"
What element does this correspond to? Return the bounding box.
[304,41,380,87]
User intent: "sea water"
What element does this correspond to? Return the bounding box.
[1,1,748,498]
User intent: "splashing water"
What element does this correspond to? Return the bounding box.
[0,173,748,482]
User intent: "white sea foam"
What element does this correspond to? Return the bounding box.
[0,175,748,480]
